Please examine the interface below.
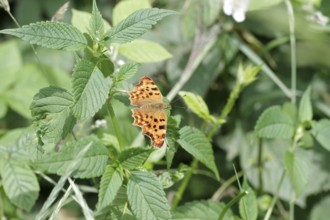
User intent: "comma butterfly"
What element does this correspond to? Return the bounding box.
[128,76,170,147]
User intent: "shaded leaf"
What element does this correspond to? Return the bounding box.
[166,115,181,169]
[106,8,177,44]
[239,180,258,220]
[255,106,294,139]
[284,151,310,196]
[1,160,39,211]
[299,86,312,123]
[127,171,171,220]
[35,137,108,178]
[0,21,87,50]
[173,200,234,220]
[119,39,172,63]
[177,126,219,180]
[30,86,75,144]
[71,9,110,33]
[98,166,123,210]
[89,0,104,40]
[72,59,112,119]
[312,119,330,152]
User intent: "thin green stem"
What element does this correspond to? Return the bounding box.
[284,0,297,105]
[211,171,244,201]
[218,191,248,220]
[106,102,125,151]
[171,159,198,210]
[263,170,286,220]
[257,139,263,194]
[289,196,295,220]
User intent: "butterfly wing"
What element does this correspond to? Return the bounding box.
[128,76,163,106]
[132,108,167,147]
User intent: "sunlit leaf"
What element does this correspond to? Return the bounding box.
[299,86,312,123]
[118,147,153,170]
[112,0,151,25]
[312,119,330,152]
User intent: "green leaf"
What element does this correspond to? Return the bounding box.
[311,196,330,220]
[255,106,294,139]
[116,62,140,82]
[284,151,310,196]
[173,200,234,220]
[1,160,39,211]
[113,0,151,25]
[35,137,108,178]
[299,86,312,123]
[118,147,153,170]
[106,8,177,44]
[0,21,87,50]
[89,0,104,40]
[201,0,222,26]
[312,119,330,152]
[179,91,216,123]
[118,39,172,63]
[177,126,220,180]
[166,115,181,169]
[0,41,22,93]
[71,9,110,33]
[97,166,123,210]
[30,86,75,144]
[127,171,171,220]
[72,59,112,119]
[239,180,258,220]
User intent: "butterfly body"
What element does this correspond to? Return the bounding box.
[128,76,170,147]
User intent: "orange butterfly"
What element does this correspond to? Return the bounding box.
[128,76,170,147]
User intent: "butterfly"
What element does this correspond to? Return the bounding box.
[128,76,170,148]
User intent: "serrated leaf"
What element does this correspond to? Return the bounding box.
[89,0,104,40]
[0,21,87,50]
[117,62,140,82]
[113,0,151,25]
[177,126,220,180]
[30,86,75,144]
[118,39,172,63]
[299,86,312,123]
[179,91,216,123]
[106,8,177,44]
[284,151,310,196]
[119,147,153,170]
[98,165,123,210]
[72,59,112,119]
[255,106,294,139]
[166,116,181,169]
[35,137,108,178]
[312,119,330,152]
[71,9,110,33]
[127,171,171,220]
[173,200,234,220]
[239,180,258,220]
[1,160,39,211]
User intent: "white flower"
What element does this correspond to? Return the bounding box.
[223,0,250,23]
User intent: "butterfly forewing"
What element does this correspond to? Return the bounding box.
[128,76,163,106]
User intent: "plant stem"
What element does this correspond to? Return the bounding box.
[289,196,295,220]
[211,171,244,201]
[263,170,286,220]
[106,102,125,151]
[257,139,263,194]
[218,191,248,220]
[284,0,297,105]
[171,159,198,210]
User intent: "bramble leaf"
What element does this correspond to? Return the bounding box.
[312,119,330,152]
[72,59,112,119]
[127,171,171,220]
[106,8,177,44]
[0,21,87,50]
[239,180,258,220]
[118,147,153,170]
[1,160,39,211]
[116,62,140,82]
[97,166,123,210]
[112,0,151,25]
[255,106,294,139]
[177,126,220,180]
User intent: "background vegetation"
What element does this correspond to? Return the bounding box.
[0,0,330,219]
